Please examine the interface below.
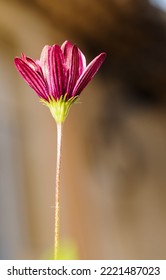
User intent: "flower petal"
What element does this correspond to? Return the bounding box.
[72,52,106,97]
[61,41,87,97]
[14,58,48,100]
[40,45,51,79]
[21,53,42,73]
[78,48,86,75]
[51,45,67,98]
[61,40,86,75]
[66,45,80,97]
[61,41,73,70]
[40,45,66,99]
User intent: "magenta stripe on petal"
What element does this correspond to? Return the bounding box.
[67,45,80,96]
[61,41,73,69]
[61,41,86,75]
[21,54,42,74]
[40,45,55,98]
[49,45,67,99]
[14,58,48,100]
[40,45,51,80]
[78,48,86,75]
[61,41,87,97]
[72,52,106,97]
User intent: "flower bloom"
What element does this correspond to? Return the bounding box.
[14,41,106,123]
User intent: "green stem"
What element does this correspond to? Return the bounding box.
[54,122,63,260]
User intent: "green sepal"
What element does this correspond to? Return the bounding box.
[40,95,78,123]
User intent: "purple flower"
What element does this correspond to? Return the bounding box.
[14,41,106,123]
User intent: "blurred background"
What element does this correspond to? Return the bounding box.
[0,0,166,259]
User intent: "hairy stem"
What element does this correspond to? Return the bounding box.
[54,122,63,259]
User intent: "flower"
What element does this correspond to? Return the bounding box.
[14,41,106,123]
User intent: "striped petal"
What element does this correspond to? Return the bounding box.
[61,41,86,97]
[40,45,51,78]
[66,45,80,97]
[72,52,106,97]
[14,58,49,100]
[61,40,86,75]
[61,41,73,70]
[40,45,67,99]
[78,48,86,75]
[21,53,42,74]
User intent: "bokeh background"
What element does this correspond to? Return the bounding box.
[0,0,166,259]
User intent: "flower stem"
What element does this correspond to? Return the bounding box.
[54,122,63,260]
